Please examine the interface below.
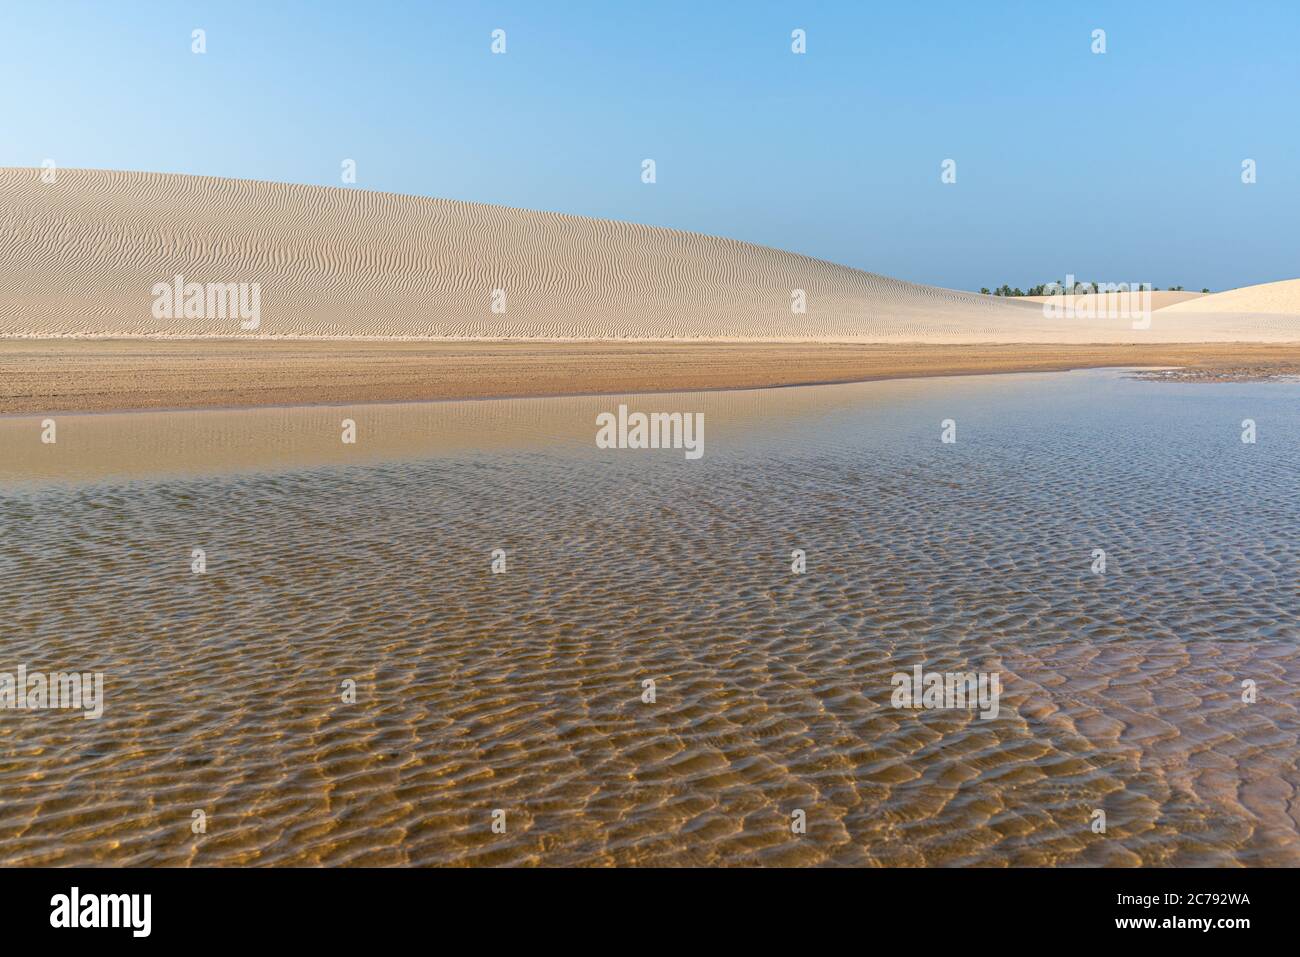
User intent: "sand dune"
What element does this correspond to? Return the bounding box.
[0,168,1295,343]
[1020,290,1207,310]
[1159,278,1300,315]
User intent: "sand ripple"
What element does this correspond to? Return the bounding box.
[0,371,1296,865]
[2,168,1296,343]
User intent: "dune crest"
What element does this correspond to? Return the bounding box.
[1160,278,1300,316]
[0,168,1295,343]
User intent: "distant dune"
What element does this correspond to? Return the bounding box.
[1020,290,1207,310]
[1,168,1295,343]
[1158,278,1300,316]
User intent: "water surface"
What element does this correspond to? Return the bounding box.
[1,370,1296,865]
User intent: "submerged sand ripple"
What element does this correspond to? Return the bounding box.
[0,371,1296,865]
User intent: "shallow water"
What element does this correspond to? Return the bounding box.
[1,370,1296,866]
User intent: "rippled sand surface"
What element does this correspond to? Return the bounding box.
[1,370,1297,866]
[8,168,1297,343]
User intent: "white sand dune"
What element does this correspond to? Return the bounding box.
[1,168,1295,343]
[1159,278,1300,315]
[1020,291,1207,310]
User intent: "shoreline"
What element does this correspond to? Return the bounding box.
[3,340,1298,415]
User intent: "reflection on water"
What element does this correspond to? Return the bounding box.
[1,370,1297,866]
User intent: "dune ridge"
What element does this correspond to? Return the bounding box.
[1159,278,1300,316]
[1,168,1296,344]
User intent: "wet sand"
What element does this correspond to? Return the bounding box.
[3,340,1298,414]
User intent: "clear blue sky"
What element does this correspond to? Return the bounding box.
[2,1,1296,291]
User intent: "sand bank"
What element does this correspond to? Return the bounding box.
[3,340,1298,415]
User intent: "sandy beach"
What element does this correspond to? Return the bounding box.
[3,339,1298,415]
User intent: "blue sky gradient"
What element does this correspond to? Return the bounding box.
[2,1,1296,291]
